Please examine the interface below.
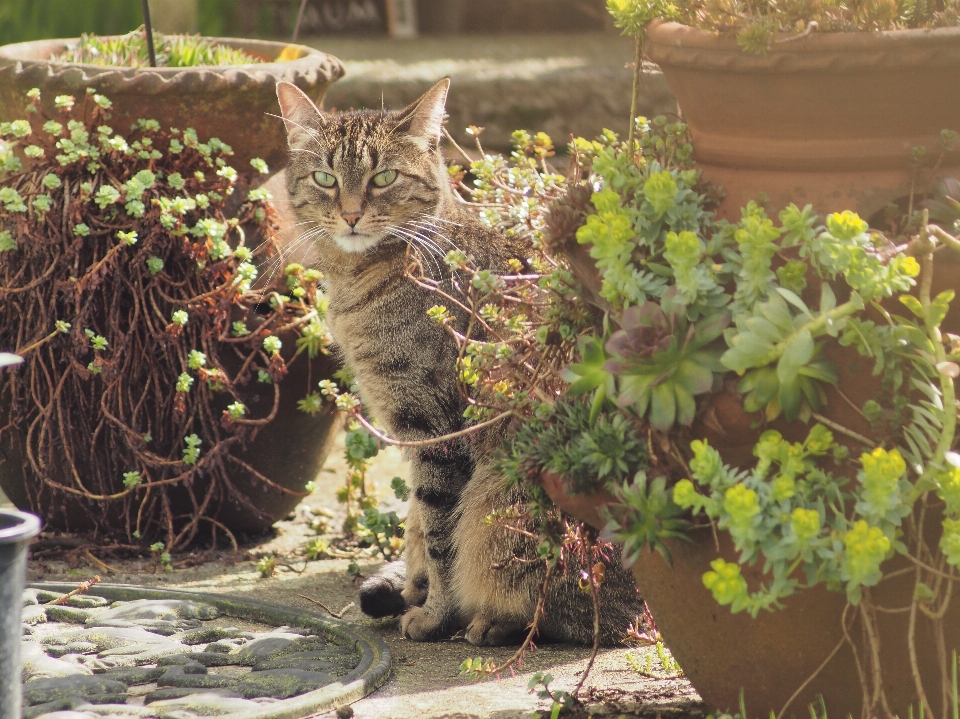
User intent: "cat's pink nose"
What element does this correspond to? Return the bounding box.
[342,211,363,228]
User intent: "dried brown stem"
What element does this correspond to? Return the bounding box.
[44,575,101,605]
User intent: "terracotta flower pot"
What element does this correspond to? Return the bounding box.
[631,512,959,718]
[0,36,344,173]
[207,311,341,534]
[645,22,960,221]
[540,324,954,715]
[545,469,959,716]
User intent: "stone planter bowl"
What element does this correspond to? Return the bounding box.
[0,37,344,172]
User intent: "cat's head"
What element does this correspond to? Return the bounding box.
[276,78,451,255]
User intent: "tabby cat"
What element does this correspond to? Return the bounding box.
[276,78,642,645]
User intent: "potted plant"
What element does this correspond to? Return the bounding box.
[315,113,960,718]
[0,84,339,549]
[606,0,960,222]
[0,27,344,173]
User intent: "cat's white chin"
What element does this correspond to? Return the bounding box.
[332,233,381,254]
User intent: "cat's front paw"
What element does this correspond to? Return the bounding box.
[400,606,449,641]
[401,573,428,608]
[465,615,527,646]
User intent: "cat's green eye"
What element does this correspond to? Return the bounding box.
[313,171,336,188]
[372,169,398,188]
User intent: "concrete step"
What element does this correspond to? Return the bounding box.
[306,32,676,152]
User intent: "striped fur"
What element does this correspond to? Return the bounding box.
[276,79,641,645]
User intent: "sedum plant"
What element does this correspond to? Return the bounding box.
[607,0,960,55]
[54,28,263,68]
[0,88,330,550]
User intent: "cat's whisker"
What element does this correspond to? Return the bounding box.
[393,233,444,279]
[408,219,459,248]
[247,219,325,266]
[288,146,324,161]
[254,225,330,297]
[388,225,445,278]
[257,225,326,271]
[259,220,325,253]
[420,213,463,228]
[266,111,323,144]
[395,225,449,266]
[406,220,463,256]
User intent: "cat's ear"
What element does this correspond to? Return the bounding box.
[276,81,326,146]
[396,77,450,150]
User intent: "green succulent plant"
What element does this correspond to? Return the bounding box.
[603,294,728,430]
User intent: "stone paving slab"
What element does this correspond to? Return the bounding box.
[21,583,390,719]
[26,565,703,719]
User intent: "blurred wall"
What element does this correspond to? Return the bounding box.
[0,0,612,45]
[149,0,199,33]
[0,0,253,44]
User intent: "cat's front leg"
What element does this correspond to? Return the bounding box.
[399,442,473,641]
[399,500,428,608]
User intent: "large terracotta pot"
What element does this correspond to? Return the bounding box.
[544,476,959,717]
[631,511,958,718]
[645,22,960,221]
[0,37,344,172]
[542,319,954,715]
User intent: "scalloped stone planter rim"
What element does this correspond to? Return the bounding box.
[25,581,392,719]
[0,36,345,172]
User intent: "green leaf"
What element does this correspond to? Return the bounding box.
[779,376,803,421]
[675,359,715,396]
[760,293,795,332]
[742,366,779,410]
[618,373,654,417]
[819,282,836,314]
[730,332,776,361]
[589,383,607,426]
[649,381,676,431]
[930,290,955,328]
[899,294,925,319]
[693,311,730,346]
[674,383,697,426]
[721,346,756,375]
[776,287,812,318]
[743,315,783,344]
[777,328,814,385]
[797,358,838,384]
[563,336,612,396]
